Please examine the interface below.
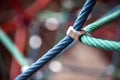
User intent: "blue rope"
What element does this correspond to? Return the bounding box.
[112,24,120,67]
[16,0,96,79]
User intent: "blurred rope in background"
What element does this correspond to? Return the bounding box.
[0,28,29,68]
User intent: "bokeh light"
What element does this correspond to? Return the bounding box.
[29,35,42,49]
[49,61,63,72]
[45,17,59,31]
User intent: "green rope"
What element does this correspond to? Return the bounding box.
[0,29,29,67]
[81,35,120,51]
[84,9,120,33]
[81,10,120,52]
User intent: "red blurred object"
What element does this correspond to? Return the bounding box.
[7,0,53,79]
[1,0,53,33]
[9,25,27,80]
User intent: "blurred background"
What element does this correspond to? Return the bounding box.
[0,0,120,80]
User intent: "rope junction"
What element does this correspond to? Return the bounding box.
[67,9,120,52]
[81,10,120,52]
[16,0,96,79]
[0,0,118,79]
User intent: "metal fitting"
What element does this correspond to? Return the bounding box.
[66,26,91,41]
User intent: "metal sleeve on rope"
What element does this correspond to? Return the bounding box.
[66,26,91,41]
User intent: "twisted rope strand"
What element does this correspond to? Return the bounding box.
[73,0,96,30]
[80,10,120,52]
[81,35,120,52]
[84,9,120,33]
[16,0,96,80]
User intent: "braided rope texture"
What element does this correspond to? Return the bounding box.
[84,10,120,33]
[16,0,96,80]
[81,10,120,52]
[81,35,120,52]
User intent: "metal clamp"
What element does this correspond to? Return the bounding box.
[66,26,91,41]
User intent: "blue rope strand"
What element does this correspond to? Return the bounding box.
[16,0,96,79]
[73,0,96,30]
